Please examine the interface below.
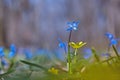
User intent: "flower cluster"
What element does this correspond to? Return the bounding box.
[58,20,86,74]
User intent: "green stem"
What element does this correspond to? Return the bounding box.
[73,49,78,63]
[112,45,120,59]
[91,48,100,62]
[67,31,72,74]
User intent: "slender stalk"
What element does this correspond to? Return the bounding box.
[112,45,120,59]
[73,49,78,63]
[67,31,72,74]
[91,48,100,62]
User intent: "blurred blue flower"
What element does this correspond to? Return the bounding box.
[66,21,80,31]
[8,51,16,58]
[101,53,110,58]
[58,38,67,53]
[54,49,65,61]
[83,48,92,59]
[0,47,4,57]
[8,44,16,58]
[10,44,16,53]
[105,32,119,46]
[1,58,8,67]
[24,49,32,59]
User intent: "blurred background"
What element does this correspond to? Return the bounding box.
[0,0,120,51]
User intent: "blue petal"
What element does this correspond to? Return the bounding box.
[109,39,118,46]
[67,22,73,28]
[10,44,16,53]
[58,38,67,53]
[73,21,79,27]
[66,27,73,31]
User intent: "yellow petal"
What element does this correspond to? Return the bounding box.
[69,42,76,48]
[78,41,83,45]
[69,41,86,49]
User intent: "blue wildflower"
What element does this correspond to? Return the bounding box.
[24,49,32,59]
[58,38,67,53]
[83,48,92,59]
[105,32,119,46]
[66,21,80,31]
[8,44,16,58]
[0,47,4,57]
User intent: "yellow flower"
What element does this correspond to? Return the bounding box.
[48,67,58,75]
[69,41,86,49]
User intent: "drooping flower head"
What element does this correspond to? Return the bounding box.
[69,41,86,49]
[66,20,80,31]
[8,44,17,58]
[105,32,119,46]
[105,32,114,40]
[58,38,67,53]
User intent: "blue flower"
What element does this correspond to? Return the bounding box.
[8,44,16,58]
[83,48,92,59]
[0,47,4,57]
[105,32,119,46]
[24,49,32,59]
[66,21,80,31]
[58,38,67,53]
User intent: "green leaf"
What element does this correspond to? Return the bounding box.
[20,60,47,71]
[91,47,100,62]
